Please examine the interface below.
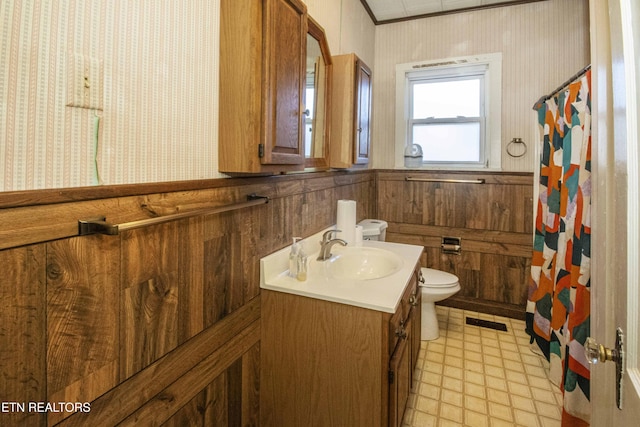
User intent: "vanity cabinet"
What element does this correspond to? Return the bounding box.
[219,0,307,174]
[330,54,372,168]
[389,267,421,427]
[260,263,421,427]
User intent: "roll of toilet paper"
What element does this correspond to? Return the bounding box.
[336,200,356,245]
[355,225,363,246]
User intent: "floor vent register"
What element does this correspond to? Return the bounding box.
[465,317,508,332]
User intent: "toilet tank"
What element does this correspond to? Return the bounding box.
[358,219,388,241]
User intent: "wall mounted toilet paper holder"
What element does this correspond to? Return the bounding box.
[441,237,461,255]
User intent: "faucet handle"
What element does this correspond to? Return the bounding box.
[322,229,341,242]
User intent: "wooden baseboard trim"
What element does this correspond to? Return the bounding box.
[437,296,526,321]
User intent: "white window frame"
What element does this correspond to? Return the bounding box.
[395,53,502,170]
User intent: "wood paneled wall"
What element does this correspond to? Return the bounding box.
[377,170,534,319]
[0,171,374,426]
[0,168,533,425]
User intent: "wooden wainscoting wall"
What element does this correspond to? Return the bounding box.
[0,170,374,426]
[376,171,534,319]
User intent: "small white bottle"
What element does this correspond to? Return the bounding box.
[289,237,301,278]
[296,241,308,282]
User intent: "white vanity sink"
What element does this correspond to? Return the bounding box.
[260,228,424,313]
[325,246,403,280]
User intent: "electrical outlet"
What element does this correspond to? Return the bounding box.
[66,53,103,110]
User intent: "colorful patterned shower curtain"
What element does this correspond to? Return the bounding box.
[526,69,591,427]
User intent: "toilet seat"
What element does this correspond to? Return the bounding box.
[421,267,459,288]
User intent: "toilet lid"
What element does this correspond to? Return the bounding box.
[421,268,459,287]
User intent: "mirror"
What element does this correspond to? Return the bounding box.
[304,17,332,169]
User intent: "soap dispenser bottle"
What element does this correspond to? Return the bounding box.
[296,241,308,282]
[289,237,301,278]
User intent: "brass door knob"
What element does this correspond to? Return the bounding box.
[585,337,620,364]
[585,329,625,409]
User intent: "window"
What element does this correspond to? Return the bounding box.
[395,54,502,169]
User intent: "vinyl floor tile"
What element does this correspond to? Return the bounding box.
[402,306,563,427]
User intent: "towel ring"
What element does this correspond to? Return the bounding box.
[506,138,527,158]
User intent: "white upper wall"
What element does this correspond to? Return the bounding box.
[1,0,587,191]
[0,0,375,191]
[371,0,590,172]
[304,0,376,67]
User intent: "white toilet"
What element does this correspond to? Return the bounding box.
[358,219,461,341]
[419,267,460,340]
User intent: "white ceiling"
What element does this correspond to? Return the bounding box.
[362,0,542,23]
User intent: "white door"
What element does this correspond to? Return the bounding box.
[591,0,640,424]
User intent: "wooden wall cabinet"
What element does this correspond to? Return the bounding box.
[260,263,421,427]
[330,54,372,168]
[219,0,307,174]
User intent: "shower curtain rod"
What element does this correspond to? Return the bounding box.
[532,64,591,109]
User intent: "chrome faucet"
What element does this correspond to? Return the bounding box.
[317,229,347,261]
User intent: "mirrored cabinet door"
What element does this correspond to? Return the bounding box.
[304,17,332,170]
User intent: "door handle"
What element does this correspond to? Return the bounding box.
[585,328,624,409]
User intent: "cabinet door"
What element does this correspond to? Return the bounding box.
[389,320,411,427]
[389,276,414,354]
[262,0,307,166]
[354,59,371,165]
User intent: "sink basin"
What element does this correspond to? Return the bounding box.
[325,247,404,280]
[260,229,425,312]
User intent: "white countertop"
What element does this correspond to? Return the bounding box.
[260,228,424,313]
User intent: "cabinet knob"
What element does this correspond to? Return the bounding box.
[395,327,407,340]
[409,294,418,306]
